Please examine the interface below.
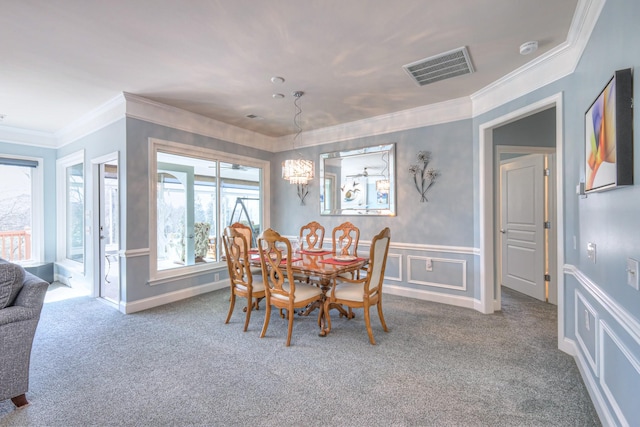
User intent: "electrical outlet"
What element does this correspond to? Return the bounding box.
[587,242,596,263]
[214,273,220,282]
[425,258,433,272]
[627,258,639,290]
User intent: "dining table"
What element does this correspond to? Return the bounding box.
[249,247,368,336]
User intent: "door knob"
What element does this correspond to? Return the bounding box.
[500,229,506,234]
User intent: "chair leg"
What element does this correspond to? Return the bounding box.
[377,301,389,332]
[323,299,332,334]
[225,292,236,324]
[11,394,28,408]
[285,308,295,346]
[243,297,252,332]
[363,306,376,345]
[260,304,271,338]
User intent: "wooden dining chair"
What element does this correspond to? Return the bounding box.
[222,226,265,332]
[332,221,359,257]
[299,221,325,250]
[229,222,255,249]
[229,221,261,274]
[324,227,391,344]
[258,228,324,346]
[296,221,326,286]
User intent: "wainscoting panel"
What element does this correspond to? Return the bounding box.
[407,256,466,291]
[384,253,402,282]
[575,290,599,374]
[565,265,640,426]
[599,321,640,427]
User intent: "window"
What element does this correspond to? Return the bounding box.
[57,151,85,269]
[150,140,268,280]
[0,156,43,263]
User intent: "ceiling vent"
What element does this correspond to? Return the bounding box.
[403,46,474,86]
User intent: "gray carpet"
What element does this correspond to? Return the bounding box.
[0,286,600,426]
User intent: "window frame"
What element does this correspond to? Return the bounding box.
[149,138,269,283]
[56,150,85,273]
[0,154,44,264]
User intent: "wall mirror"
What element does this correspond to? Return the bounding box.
[320,143,395,216]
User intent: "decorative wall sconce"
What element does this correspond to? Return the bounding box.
[297,183,309,205]
[409,151,439,202]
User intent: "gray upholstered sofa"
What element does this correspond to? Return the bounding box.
[0,258,48,408]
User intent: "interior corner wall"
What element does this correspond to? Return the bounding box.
[53,118,127,292]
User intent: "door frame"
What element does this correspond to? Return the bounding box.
[91,152,120,307]
[478,92,569,353]
[495,148,556,308]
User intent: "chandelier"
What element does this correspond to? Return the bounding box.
[282,91,314,185]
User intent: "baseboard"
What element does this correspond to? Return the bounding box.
[572,340,616,427]
[122,279,228,314]
[384,283,476,310]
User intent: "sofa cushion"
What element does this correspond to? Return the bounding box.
[0,262,25,309]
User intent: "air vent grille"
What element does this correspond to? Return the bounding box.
[403,46,474,86]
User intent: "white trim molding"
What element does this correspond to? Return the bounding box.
[471,0,605,116]
[56,93,127,148]
[0,125,57,148]
[479,93,564,323]
[271,97,473,151]
[599,321,640,427]
[407,256,467,291]
[576,289,600,374]
[123,277,228,314]
[123,248,150,258]
[383,283,476,310]
[384,253,403,282]
[565,265,640,345]
[565,264,640,426]
[124,92,275,150]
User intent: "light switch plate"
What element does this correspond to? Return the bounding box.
[587,242,596,263]
[627,258,639,290]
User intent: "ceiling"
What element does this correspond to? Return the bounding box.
[1,0,579,140]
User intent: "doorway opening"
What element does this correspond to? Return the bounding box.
[93,154,120,307]
[478,92,567,350]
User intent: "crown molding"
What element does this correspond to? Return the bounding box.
[55,93,127,148]
[270,96,472,152]
[471,0,605,117]
[0,125,57,148]
[122,92,275,150]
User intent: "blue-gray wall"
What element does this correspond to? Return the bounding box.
[272,119,477,301]
[122,118,273,303]
[564,1,640,423]
[472,0,640,424]
[493,107,556,148]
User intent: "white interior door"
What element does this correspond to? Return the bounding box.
[500,154,545,301]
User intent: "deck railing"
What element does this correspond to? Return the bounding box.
[0,229,31,262]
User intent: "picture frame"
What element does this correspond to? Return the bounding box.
[584,68,634,193]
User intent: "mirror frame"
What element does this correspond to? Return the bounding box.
[319,143,395,216]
